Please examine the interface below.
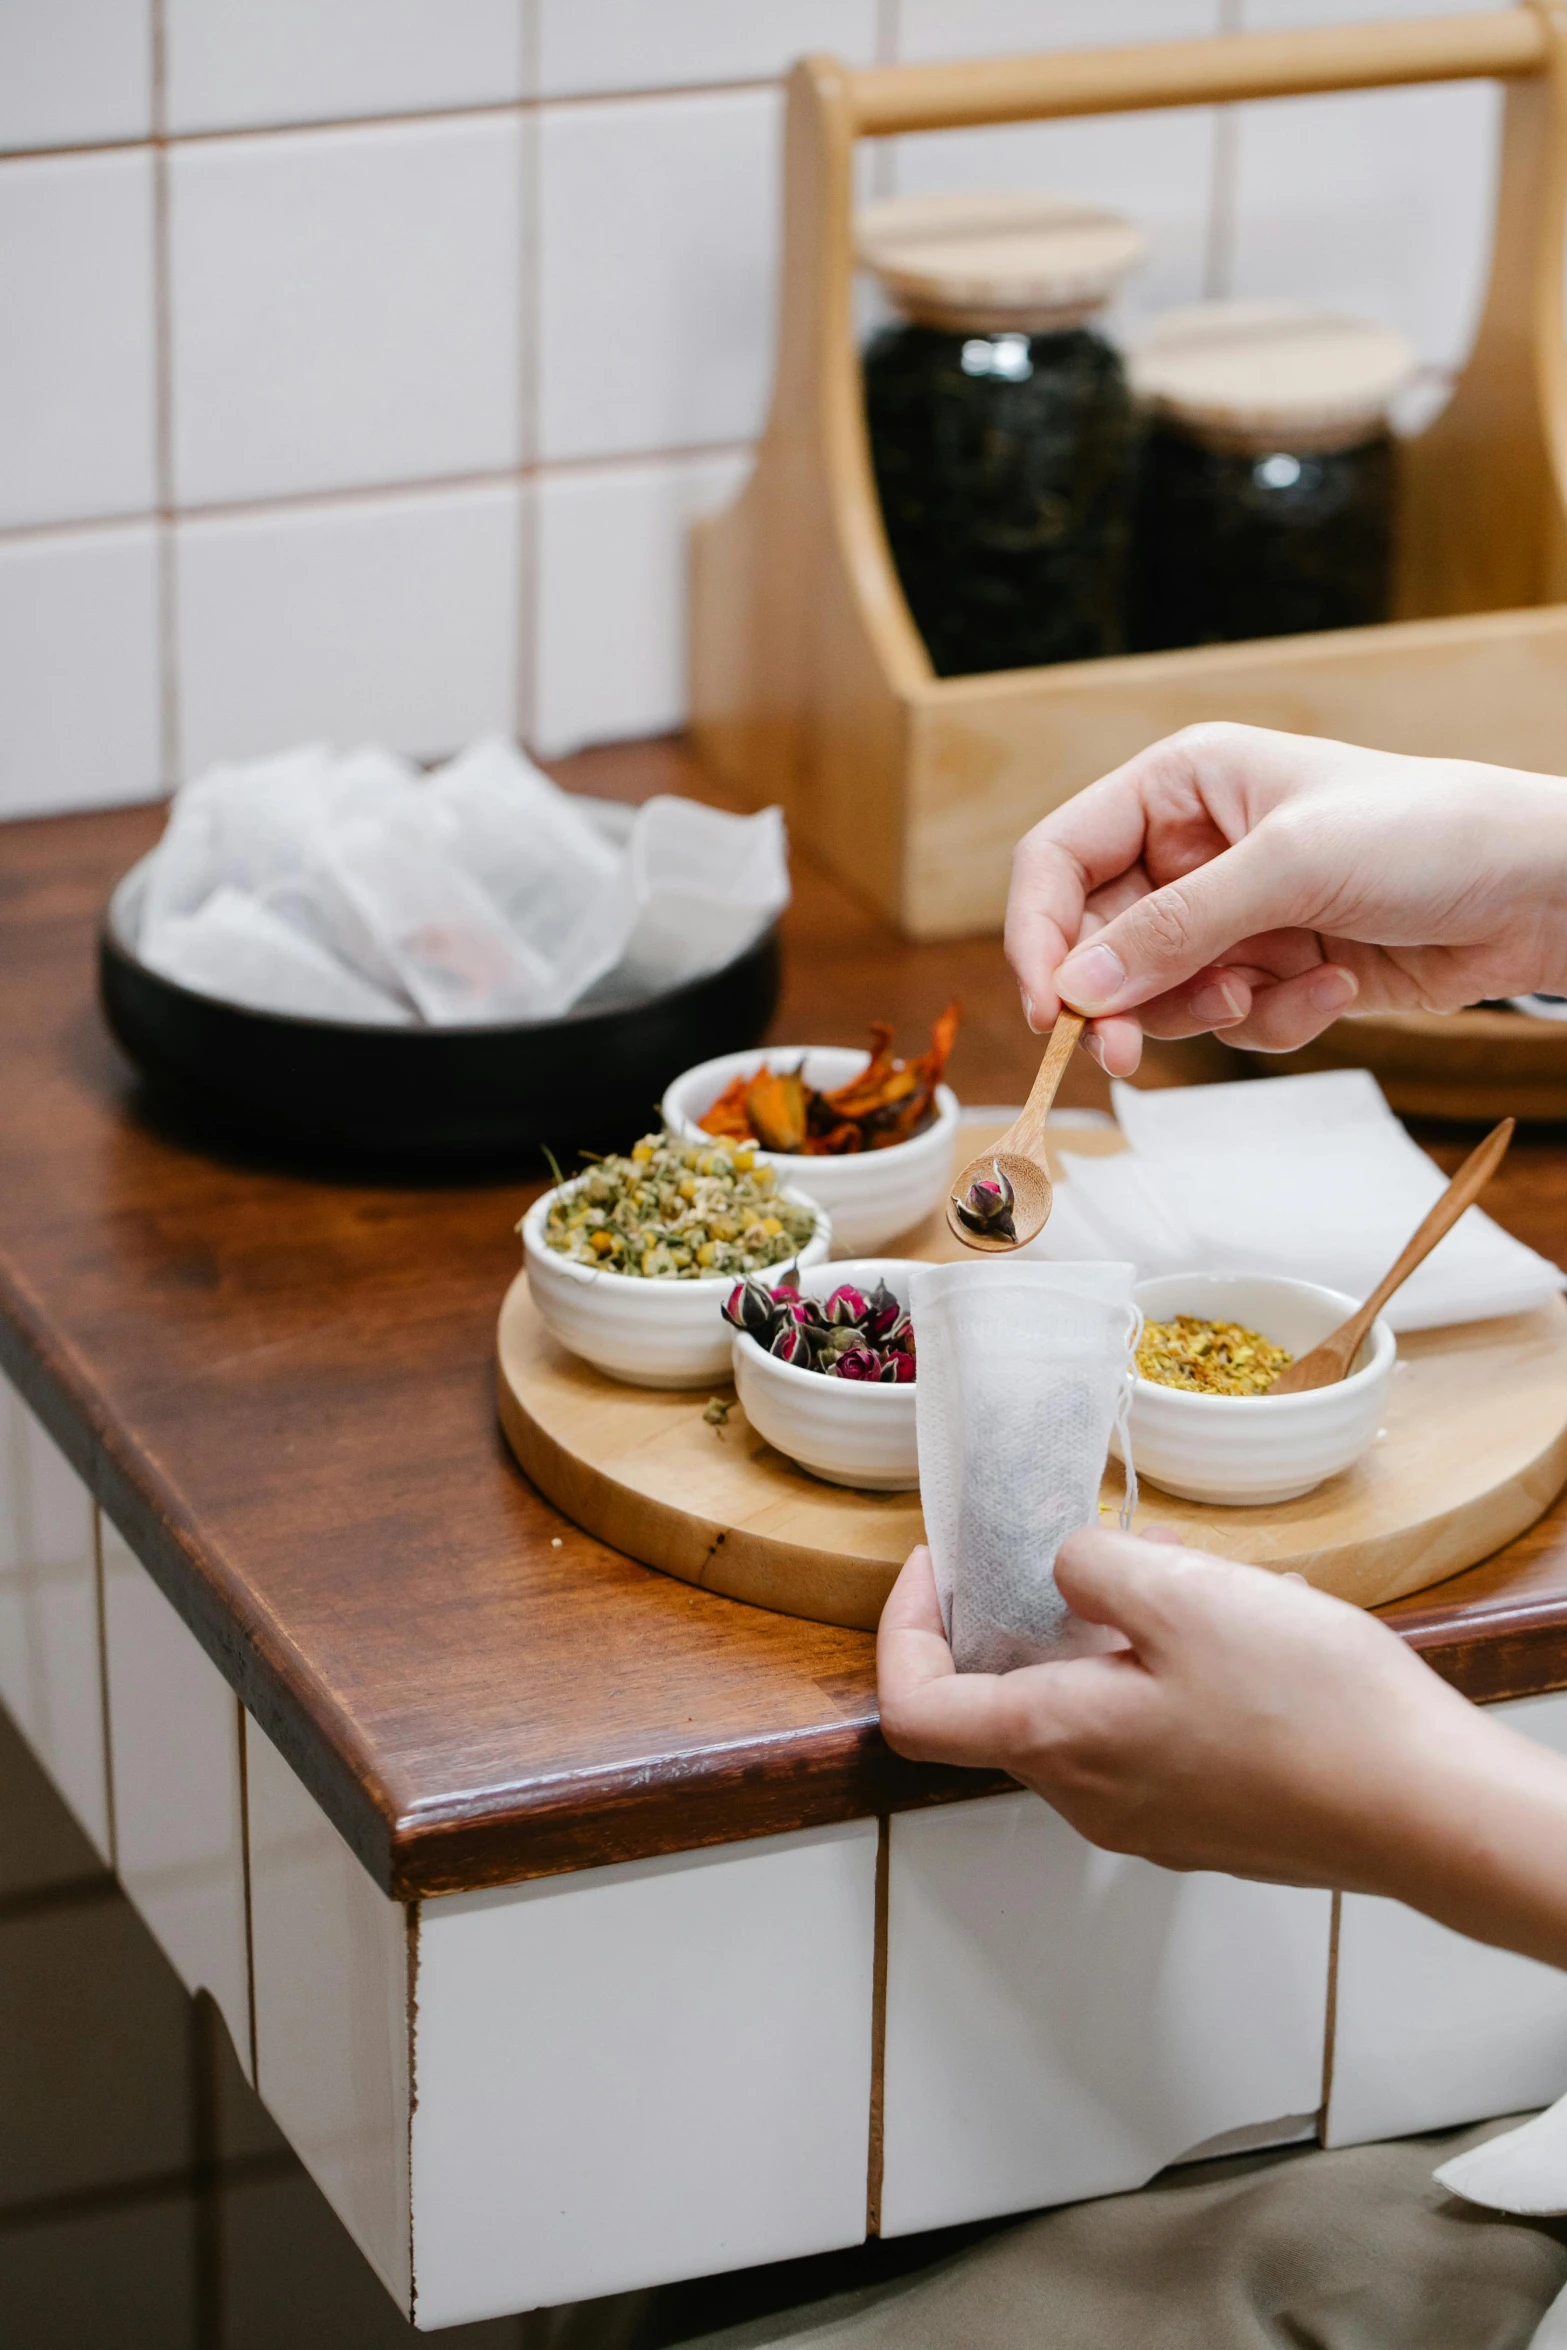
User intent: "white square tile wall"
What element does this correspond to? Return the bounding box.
[537,89,782,464]
[0,0,153,155]
[0,0,1510,811]
[176,483,521,773]
[530,451,753,755]
[534,1,880,99]
[170,116,525,507]
[0,150,157,530]
[0,527,162,819]
[164,0,525,136]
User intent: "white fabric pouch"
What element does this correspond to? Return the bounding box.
[910,1260,1139,1674]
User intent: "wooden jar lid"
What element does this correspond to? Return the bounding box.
[856,192,1146,332]
[1130,300,1417,451]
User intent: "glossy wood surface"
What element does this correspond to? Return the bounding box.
[5,738,1567,1898]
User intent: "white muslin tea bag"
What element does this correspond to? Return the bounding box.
[910,1261,1140,1674]
[597,796,791,1000]
[139,888,412,1025]
[426,737,627,1012]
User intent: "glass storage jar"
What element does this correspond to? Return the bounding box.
[858,193,1146,678]
[1126,301,1416,651]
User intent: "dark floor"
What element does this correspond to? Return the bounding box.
[0,1702,999,2348]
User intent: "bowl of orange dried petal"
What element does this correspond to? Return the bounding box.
[662,1011,961,1255]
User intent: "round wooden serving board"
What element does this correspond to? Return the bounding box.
[498,1270,1567,1633]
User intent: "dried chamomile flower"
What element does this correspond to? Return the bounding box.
[1135,1315,1293,1397]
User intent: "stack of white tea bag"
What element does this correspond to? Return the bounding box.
[132,737,790,1028]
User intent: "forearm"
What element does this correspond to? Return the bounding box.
[1364,1704,1567,1970]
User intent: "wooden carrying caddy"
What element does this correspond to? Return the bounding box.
[690,5,1567,939]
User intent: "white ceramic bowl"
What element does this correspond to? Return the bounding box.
[521,1182,831,1389]
[1119,1272,1396,1507]
[731,1259,918,1490]
[661,1047,960,1256]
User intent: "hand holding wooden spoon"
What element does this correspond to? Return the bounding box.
[946,1012,1085,1253]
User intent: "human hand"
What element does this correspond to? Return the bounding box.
[1005,722,1567,1075]
[877,1531,1567,1965]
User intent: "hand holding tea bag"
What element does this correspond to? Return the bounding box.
[909,1260,1139,1673]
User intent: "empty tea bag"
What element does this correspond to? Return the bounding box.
[427,737,627,1010]
[312,804,557,1026]
[138,744,337,937]
[139,888,412,1025]
[595,797,790,1001]
[910,1260,1139,1673]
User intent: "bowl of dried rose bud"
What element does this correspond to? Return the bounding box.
[726,1260,919,1491]
[1120,1272,1396,1506]
[661,1011,961,1256]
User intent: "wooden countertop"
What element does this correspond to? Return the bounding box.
[4,738,1567,1901]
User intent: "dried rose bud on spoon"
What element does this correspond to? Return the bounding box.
[946,1011,1086,1254]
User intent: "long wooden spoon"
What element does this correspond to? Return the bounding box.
[946,1011,1086,1253]
[1269,1117,1515,1394]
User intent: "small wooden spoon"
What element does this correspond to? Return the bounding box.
[1268,1117,1515,1394]
[946,1011,1087,1253]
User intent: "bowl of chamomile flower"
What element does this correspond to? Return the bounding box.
[519,1131,831,1388]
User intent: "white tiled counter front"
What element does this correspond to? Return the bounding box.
[247,1718,879,2330]
[880,1792,1332,2238]
[1326,1690,1567,2148]
[100,1512,252,2078]
[14,1350,1567,2327]
[0,1377,110,1858]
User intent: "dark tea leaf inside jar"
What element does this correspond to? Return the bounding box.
[857,193,1146,679]
[1126,300,1416,651]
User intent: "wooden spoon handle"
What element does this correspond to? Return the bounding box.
[1338,1117,1516,1354]
[1010,1012,1087,1164]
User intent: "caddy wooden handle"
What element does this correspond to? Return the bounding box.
[845,8,1546,137]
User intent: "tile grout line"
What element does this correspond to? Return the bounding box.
[237,1702,260,2089]
[92,1507,118,1872]
[0,2148,297,2241]
[865,1815,890,2237]
[516,0,543,751]
[150,0,181,792]
[1319,1890,1342,2145]
[1204,0,1245,302]
[0,73,789,170]
[0,443,761,552]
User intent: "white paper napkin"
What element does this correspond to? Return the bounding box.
[1436,2098,1567,2346]
[1029,1069,1562,1333]
[1437,2097,1567,2217]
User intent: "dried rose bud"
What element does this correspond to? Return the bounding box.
[829,1346,882,1380]
[723,1277,780,1339]
[887,1350,916,1383]
[769,1322,813,1366]
[823,1283,870,1328]
[862,1280,903,1342]
[954,1160,1017,1242]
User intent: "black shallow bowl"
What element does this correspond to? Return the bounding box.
[99,855,782,1170]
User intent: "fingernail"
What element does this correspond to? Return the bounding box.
[1083,1030,1106,1070]
[1310,965,1358,1013]
[1190,977,1246,1027]
[1055,942,1125,1013]
[1019,987,1039,1033]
